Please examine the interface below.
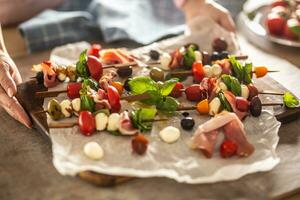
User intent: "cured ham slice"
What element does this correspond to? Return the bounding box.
[223,120,255,157]
[99,70,117,91]
[41,61,58,88]
[101,49,135,64]
[223,91,247,120]
[169,49,183,70]
[119,111,139,135]
[191,112,254,158]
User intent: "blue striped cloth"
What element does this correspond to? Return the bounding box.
[19,0,245,52]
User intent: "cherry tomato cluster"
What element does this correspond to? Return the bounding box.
[266,0,300,40]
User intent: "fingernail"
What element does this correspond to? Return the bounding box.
[7,87,14,97]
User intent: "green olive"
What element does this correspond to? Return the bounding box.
[47,99,64,120]
[150,67,164,82]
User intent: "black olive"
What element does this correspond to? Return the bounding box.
[220,51,229,59]
[149,50,160,60]
[202,51,211,65]
[182,112,189,117]
[117,66,133,78]
[123,79,132,92]
[181,117,195,130]
[36,71,44,85]
[211,51,220,61]
[250,96,262,117]
[212,37,228,52]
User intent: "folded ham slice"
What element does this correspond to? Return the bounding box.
[223,91,247,120]
[191,112,254,158]
[119,111,139,135]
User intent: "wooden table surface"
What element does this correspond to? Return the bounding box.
[1,23,300,200]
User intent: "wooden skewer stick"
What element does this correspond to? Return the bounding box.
[48,118,168,129]
[103,60,160,69]
[36,89,67,98]
[259,91,284,96]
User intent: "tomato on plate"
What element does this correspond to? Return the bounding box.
[78,111,96,136]
[87,55,103,81]
[192,61,205,83]
[88,44,101,58]
[271,0,288,8]
[266,13,286,36]
[220,140,237,158]
[170,82,184,98]
[67,82,82,99]
[107,85,121,112]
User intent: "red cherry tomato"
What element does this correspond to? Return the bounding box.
[185,84,207,102]
[271,0,288,8]
[88,44,101,58]
[132,134,149,155]
[266,13,286,36]
[235,97,249,112]
[78,111,96,136]
[107,85,121,112]
[67,82,82,99]
[220,139,237,158]
[87,55,103,81]
[170,82,184,98]
[192,61,205,83]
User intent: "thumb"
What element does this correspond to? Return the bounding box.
[219,13,236,32]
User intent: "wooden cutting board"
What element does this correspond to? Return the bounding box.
[15,78,300,186]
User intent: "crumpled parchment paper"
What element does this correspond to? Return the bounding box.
[47,16,280,184]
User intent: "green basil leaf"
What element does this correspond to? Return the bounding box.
[283,92,300,108]
[82,78,99,91]
[80,95,95,112]
[221,74,232,90]
[160,78,179,96]
[229,56,243,82]
[157,96,179,114]
[128,76,158,94]
[218,92,232,112]
[131,108,157,132]
[140,90,162,105]
[243,62,253,85]
[230,77,241,96]
[76,50,90,78]
[183,46,196,68]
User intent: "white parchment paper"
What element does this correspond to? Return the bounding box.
[48,16,281,184]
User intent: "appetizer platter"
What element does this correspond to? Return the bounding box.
[242,0,300,47]
[16,31,300,186]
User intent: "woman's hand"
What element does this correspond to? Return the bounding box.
[182,0,236,32]
[0,51,32,128]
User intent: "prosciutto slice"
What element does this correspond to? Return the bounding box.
[119,111,139,135]
[191,112,254,158]
[223,91,247,120]
[99,70,117,91]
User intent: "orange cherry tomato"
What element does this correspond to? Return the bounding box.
[192,61,205,83]
[111,81,124,95]
[196,99,209,114]
[254,66,268,78]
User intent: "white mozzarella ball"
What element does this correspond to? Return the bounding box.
[71,98,81,112]
[160,53,172,70]
[107,113,120,131]
[194,50,203,61]
[83,142,104,160]
[211,64,222,77]
[241,84,249,99]
[60,100,72,118]
[95,113,108,131]
[209,97,221,116]
[219,81,228,91]
[203,65,212,78]
[159,126,181,143]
